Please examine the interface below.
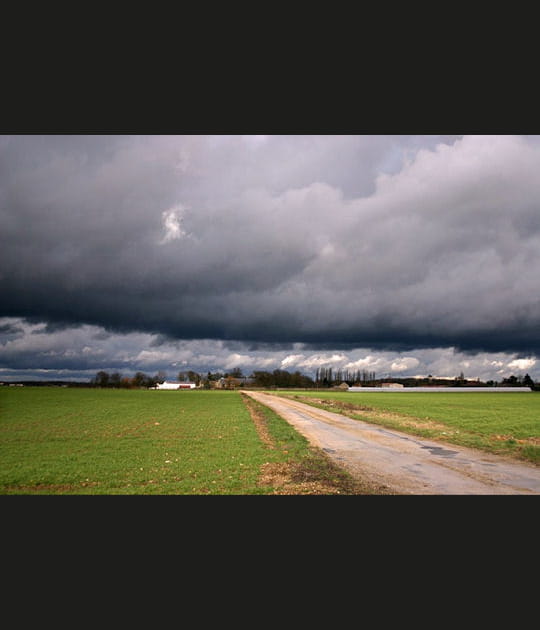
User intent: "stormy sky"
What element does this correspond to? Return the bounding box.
[1,134,539,382]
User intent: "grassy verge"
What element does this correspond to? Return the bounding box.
[274,390,540,465]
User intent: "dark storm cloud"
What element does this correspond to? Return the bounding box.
[0,323,23,335]
[1,134,540,358]
[1,318,536,383]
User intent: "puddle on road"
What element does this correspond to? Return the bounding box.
[421,445,458,457]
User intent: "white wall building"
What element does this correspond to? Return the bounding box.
[155,381,196,390]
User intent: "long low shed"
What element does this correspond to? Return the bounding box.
[347,387,532,392]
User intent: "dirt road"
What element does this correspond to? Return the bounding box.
[243,391,540,495]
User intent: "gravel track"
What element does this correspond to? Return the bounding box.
[243,391,540,495]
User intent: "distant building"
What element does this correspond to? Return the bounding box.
[381,382,404,388]
[154,381,196,390]
[213,376,255,389]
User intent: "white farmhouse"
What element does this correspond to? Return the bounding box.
[155,381,196,390]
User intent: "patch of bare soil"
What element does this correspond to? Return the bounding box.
[258,459,396,495]
[241,394,276,449]
[259,460,344,495]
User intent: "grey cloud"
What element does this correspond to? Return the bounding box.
[0,323,23,335]
[1,134,539,362]
[1,318,536,382]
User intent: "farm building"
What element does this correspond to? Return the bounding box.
[381,382,404,388]
[213,376,255,389]
[154,381,197,390]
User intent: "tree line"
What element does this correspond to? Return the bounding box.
[90,368,539,390]
[90,368,317,389]
[315,367,377,387]
[91,370,166,388]
[500,373,536,389]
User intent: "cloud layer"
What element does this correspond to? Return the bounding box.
[1,135,539,379]
[0,317,536,382]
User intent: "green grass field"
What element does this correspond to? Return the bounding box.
[0,387,364,495]
[3,387,537,494]
[278,390,540,464]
